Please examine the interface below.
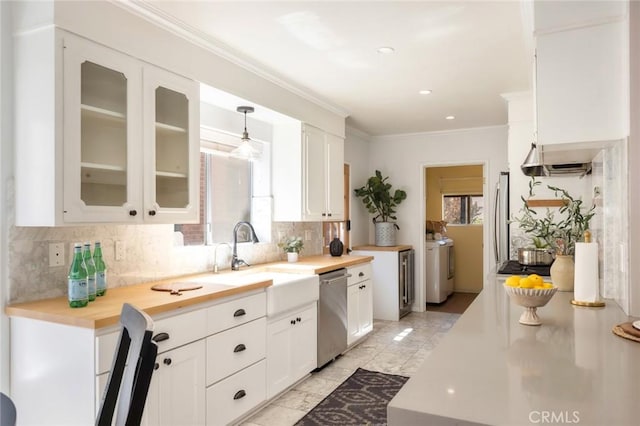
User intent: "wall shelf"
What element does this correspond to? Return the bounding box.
[525,199,568,208]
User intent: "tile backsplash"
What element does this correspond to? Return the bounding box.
[9,222,323,304]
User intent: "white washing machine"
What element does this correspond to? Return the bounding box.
[425,238,455,303]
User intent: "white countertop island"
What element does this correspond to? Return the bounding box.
[388,275,640,426]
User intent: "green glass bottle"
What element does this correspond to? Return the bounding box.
[68,243,88,308]
[83,242,96,302]
[94,241,107,297]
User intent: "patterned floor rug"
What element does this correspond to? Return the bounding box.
[294,368,409,426]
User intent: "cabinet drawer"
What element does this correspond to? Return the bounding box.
[95,308,207,374]
[207,292,266,335]
[206,360,266,426]
[206,317,266,386]
[153,308,207,354]
[347,263,372,286]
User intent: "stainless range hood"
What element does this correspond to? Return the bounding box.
[521,143,592,177]
[521,143,547,177]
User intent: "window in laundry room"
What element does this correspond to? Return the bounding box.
[443,195,483,225]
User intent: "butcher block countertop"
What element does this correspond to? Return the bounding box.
[5,254,372,329]
[352,245,412,252]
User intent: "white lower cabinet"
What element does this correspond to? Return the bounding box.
[206,360,266,426]
[266,303,317,399]
[143,340,206,426]
[10,290,266,426]
[347,263,373,346]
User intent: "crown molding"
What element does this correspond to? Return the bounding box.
[111,0,349,118]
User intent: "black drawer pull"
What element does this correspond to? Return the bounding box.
[290,320,296,325]
[152,332,170,343]
[163,358,172,366]
[148,210,157,216]
[359,272,364,277]
[296,317,301,322]
[233,309,246,317]
[154,363,159,370]
[129,210,137,216]
[233,344,246,353]
[233,390,246,400]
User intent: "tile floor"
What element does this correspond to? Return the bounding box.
[241,311,461,426]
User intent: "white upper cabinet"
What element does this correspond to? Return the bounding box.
[143,65,199,223]
[533,1,629,146]
[62,34,143,223]
[273,123,344,222]
[15,30,199,225]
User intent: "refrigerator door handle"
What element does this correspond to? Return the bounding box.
[493,183,500,263]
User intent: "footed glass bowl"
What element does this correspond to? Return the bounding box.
[504,285,558,326]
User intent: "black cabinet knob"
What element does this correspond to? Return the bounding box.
[154,363,159,370]
[233,390,246,400]
[290,320,296,325]
[359,272,364,277]
[327,213,332,217]
[296,317,301,322]
[321,213,326,217]
[129,210,137,216]
[233,309,246,317]
[149,210,156,216]
[163,358,172,366]
[233,344,247,353]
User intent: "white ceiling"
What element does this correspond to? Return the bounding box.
[138,0,533,136]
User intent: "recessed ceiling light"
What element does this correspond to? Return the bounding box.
[376,46,395,54]
[419,90,432,95]
[445,115,455,120]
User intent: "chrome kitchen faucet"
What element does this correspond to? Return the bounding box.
[231,221,259,271]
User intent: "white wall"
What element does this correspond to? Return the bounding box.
[368,126,509,311]
[0,0,11,394]
[628,0,640,317]
[344,126,371,248]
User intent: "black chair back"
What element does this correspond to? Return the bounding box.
[96,303,158,426]
[0,392,16,426]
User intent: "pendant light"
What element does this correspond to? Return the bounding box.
[231,106,261,160]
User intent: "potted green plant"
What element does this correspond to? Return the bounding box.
[278,236,304,262]
[511,178,595,291]
[354,170,407,246]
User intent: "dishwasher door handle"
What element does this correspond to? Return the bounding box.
[321,274,352,285]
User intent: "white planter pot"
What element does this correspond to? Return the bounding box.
[375,222,397,247]
[287,252,299,263]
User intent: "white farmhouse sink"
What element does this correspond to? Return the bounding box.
[184,271,319,317]
[255,272,319,317]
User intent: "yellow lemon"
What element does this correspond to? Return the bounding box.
[542,282,554,289]
[519,277,535,289]
[533,285,545,289]
[528,274,543,287]
[505,275,521,287]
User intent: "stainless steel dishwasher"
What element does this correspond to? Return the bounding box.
[317,268,349,368]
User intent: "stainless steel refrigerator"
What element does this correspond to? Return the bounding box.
[493,172,510,266]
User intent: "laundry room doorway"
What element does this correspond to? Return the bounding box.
[424,164,484,311]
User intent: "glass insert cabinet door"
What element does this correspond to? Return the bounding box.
[143,65,200,224]
[63,34,143,223]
